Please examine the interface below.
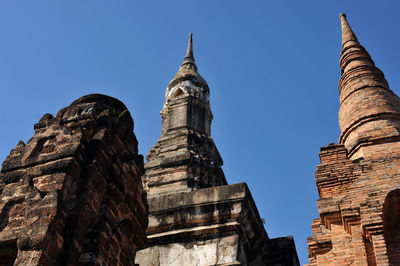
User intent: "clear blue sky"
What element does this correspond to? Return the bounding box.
[1,1,400,264]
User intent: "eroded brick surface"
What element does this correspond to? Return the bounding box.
[308,14,400,265]
[0,94,148,265]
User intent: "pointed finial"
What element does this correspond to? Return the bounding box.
[339,13,359,46]
[167,33,207,90]
[180,33,197,71]
[185,33,194,59]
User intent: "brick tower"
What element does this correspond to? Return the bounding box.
[307,14,400,265]
[136,34,299,265]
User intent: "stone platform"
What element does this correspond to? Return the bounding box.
[136,183,299,265]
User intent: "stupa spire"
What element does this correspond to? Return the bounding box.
[185,33,194,59]
[180,33,197,71]
[337,14,400,158]
[339,13,374,75]
[339,13,359,46]
[144,32,224,198]
[167,33,208,91]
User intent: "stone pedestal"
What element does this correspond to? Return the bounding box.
[136,183,299,265]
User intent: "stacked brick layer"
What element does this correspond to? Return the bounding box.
[308,143,400,265]
[338,14,400,158]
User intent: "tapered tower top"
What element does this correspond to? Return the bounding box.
[182,33,196,69]
[339,13,359,46]
[338,13,374,75]
[166,33,209,95]
[337,14,400,158]
[160,33,213,137]
[144,33,225,196]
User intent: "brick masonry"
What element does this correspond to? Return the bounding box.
[0,94,148,265]
[308,14,400,265]
[0,33,306,266]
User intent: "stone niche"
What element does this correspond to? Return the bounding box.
[0,94,148,265]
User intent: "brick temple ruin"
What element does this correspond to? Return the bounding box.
[0,95,148,265]
[1,12,400,266]
[307,14,400,265]
[0,35,299,265]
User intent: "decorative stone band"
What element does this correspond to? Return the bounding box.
[164,80,210,105]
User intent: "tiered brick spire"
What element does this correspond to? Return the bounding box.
[339,13,358,50]
[308,15,400,265]
[338,13,400,158]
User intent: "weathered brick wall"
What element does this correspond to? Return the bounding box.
[0,94,148,265]
[308,14,400,265]
[308,143,400,265]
